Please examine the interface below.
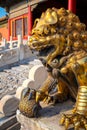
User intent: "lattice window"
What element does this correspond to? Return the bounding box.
[10,15,28,39]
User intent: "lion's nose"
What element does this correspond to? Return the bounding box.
[29,37,36,42]
[29,37,33,42]
[29,36,37,43]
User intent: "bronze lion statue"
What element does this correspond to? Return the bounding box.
[20,8,87,129]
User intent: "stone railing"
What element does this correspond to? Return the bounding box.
[0,35,34,68]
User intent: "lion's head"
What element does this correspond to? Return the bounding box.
[28,7,87,68]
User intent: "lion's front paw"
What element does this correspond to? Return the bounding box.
[60,113,87,130]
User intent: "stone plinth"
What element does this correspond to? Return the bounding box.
[29,65,48,89]
[15,79,34,100]
[16,100,74,130]
[0,95,19,117]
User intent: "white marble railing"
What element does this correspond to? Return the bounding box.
[0,35,34,68]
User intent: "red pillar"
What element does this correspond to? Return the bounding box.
[68,0,76,14]
[28,5,32,36]
[8,19,10,41]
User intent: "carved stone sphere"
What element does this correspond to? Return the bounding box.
[19,96,41,118]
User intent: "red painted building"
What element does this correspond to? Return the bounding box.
[0,0,87,41]
[0,16,8,42]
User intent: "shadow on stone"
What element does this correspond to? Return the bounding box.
[38,100,74,118]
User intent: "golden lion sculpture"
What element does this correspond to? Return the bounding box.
[20,8,87,129]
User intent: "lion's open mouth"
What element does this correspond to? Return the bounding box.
[39,45,55,56]
[31,45,55,65]
[32,45,55,56]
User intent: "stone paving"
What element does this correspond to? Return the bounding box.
[0,57,42,99]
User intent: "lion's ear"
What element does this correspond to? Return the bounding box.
[45,10,58,24]
[33,18,39,28]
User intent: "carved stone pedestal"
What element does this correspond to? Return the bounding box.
[16,100,74,130]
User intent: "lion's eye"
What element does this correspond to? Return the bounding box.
[51,28,56,34]
[44,27,49,35]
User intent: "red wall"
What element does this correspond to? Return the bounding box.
[0,26,8,41]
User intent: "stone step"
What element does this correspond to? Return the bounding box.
[0,115,17,130]
[6,122,20,130]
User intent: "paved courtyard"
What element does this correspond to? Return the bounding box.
[0,57,42,99]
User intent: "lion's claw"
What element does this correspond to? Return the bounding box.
[60,113,87,130]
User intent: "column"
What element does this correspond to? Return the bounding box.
[68,0,76,14]
[9,36,13,49]
[28,5,32,36]
[17,35,24,60]
[8,19,10,41]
